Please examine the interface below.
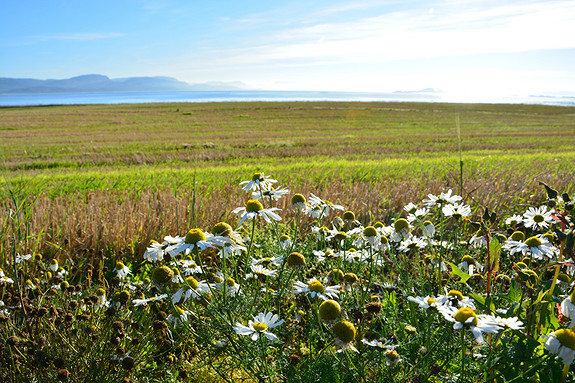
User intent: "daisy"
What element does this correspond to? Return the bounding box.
[543,328,575,365]
[397,236,427,253]
[307,193,345,219]
[356,226,380,248]
[167,306,193,327]
[505,214,524,227]
[252,186,289,202]
[251,255,283,268]
[438,306,501,343]
[239,172,277,193]
[218,242,247,260]
[492,316,524,331]
[404,202,419,214]
[165,228,229,257]
[458,255,483,275]
[407,208,430,223]
[361,338,399,351]
[442,203,472,219]
[293,278,340,301]
[172,277,212,304]
[561,291,575,328]
[233,311,284,342]
[174,257,203,275]
[50,259,59,272]
[15,254,32,263]
[217,277,242,296]
[233,199,282,226]
[114,262,131,280]
[333,320,358,352]
[249,264,278,279]
[408,295,443,310]
[133,294,168,307]
[437,290,476,309]
[503,236,557,260]
[423,189,462,208]
[143,241,164,263]
[290,193,309,212]
[523,206,554,231]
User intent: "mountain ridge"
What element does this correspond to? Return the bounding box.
[0,75,251,94]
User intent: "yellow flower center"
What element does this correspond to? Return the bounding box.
[252,322,268,332]
[363,226,378,237]
[212,222,232,236]
[308,280,325,293]
[318,300,341,321]
[447,290,464,301]
[532,214,545,223]
[280,234,291,242]
[554,328,575,350]
[291,193,306,205]
[245,199,264,213]
[425,297,436,306]
[385,349,400,361]
[332,321,356,343]
[251,172,263,181]
[185,276,200,289]
[343,211,355,221]
[453,307,478,327]
[115,262,125,270]
[394,218,410,232]
[511,231,525,241]
[287,252,306,267]
[524,236,542,247]
[461,255,475,265]
[225,277,236,287]
[185,228,207,244]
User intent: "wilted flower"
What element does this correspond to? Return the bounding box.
[114,262,131,280]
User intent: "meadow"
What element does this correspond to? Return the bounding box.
[1,101,575,382]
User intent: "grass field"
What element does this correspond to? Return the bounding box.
[1,101,574,259]
[2,101,575,382]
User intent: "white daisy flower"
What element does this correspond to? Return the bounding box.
[218,242,247,260]
[407,208,430,223]
[167,306,193,327]
[173,258,203,276]
[505,214,524,227]
[307,193,345,219]
[251,255,283,268]
[252,186,289,202]
[133,294,168,307]
[543,328,575,365]
[438,306,501,343]
[397,236,427,253]
[249,264,278,279]
[561,293,575,328]
[333,320,358,353]
[503,236,557,260]
[49,259,59,272]
[217,277,242,297]
[442,203,472,219]
[233,311,284,342]
[143,241,164,263]
[239,172,277,193]
[436,290,476,309]
[233,199,282,226]
[492,316,524,331]
[165,228,229,257]
[423,189,462,208]
[172,277,212,304]
[408,295,443,310]
[523,206,554,231]
[293,278,340,301]
[458,255,483,275]
[114,262,131,280]
[404,202,419,214]
[15,254,32,263]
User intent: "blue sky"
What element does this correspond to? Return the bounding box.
[1,0,574,98]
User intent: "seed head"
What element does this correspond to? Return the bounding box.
[332,321,356,343]
[212,222,233,236]
[343,211,355,221]
[524,236,543,247]
[319,300,341,321]
[245,199,264,213]
[152,266,174,285]
[287,252,306,267]
[394,218,410,233]
[363,226,378,237]
[291,193,306,205]
[185,228,207,244]
[510,231,525,241]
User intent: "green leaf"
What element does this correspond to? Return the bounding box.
[489,238,502,275]
[447,262,471,283]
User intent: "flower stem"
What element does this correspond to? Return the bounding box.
[561,363,570,383]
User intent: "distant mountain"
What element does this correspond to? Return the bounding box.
[0,75,250,94]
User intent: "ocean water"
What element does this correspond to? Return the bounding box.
[1,90,574,107]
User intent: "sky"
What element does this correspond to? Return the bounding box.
[1,0,575,98]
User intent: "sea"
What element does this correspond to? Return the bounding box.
[1,90,575,107]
